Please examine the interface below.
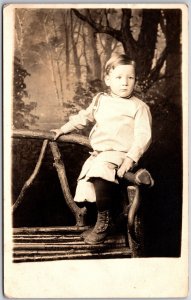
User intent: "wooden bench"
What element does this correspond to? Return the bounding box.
[12,129,154,262]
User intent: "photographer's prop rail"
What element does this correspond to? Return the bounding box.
[12,130,154,263]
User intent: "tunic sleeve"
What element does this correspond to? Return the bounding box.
[126,104,152,163]
[60,96,98,134]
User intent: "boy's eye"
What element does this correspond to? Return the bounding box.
[129,76,134,79]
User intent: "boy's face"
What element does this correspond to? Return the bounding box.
[105,64,135,98]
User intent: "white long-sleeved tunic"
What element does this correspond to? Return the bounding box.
[61,93,152,163]
[61,93,152,202]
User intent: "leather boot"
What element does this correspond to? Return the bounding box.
[84,210,112,245]
[80,227,93,240]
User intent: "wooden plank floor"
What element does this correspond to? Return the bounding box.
[13,226,132,262]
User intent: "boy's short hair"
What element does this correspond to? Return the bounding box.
[105,54,136,75]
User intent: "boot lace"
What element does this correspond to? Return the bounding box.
[94,211,110,233]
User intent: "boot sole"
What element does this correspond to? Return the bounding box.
[84,238,105,245]
[84,233,108,245]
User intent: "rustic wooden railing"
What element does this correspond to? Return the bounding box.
[12,130,90,226]
[12,129,154,261]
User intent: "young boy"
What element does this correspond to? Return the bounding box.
[51,54,152,245]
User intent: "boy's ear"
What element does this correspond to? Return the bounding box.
[104,75,110,87]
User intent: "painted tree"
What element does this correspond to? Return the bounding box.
[69,10,82,80]
[13,57,38,129]
[164,9,182,106]
[72,8,181,97]
[15,8,29,65]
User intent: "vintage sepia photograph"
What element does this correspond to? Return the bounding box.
[3,3,188,298]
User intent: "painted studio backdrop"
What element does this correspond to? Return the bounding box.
[12,8,182,257]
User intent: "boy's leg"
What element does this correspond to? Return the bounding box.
[84,177,117,244]
[93,177,117,211]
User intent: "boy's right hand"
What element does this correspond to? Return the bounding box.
[50,129,64,141]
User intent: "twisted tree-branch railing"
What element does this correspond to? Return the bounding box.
[49,141,87,226]
[12,129,90,147]
[12,139,49,212]
[12,129,89,226]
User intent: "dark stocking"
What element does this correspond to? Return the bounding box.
[91,177,118,212]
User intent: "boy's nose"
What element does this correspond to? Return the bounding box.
[122,80,128,86]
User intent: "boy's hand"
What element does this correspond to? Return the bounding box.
[117,157,134,178]
[50,129,64,141]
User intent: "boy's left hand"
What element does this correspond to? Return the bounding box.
[117,157,134,178]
